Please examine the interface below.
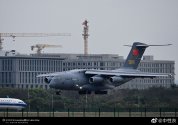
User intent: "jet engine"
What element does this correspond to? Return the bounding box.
[89,76,104,83]
[109,76,123,83]
[44,77,53,84]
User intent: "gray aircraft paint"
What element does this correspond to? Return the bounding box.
[37,42,171,94]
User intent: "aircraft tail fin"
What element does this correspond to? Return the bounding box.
[122,42,172,69]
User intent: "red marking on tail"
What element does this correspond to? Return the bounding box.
[133,49,139,56]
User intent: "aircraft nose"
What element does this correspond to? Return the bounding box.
[24,102,27,106]
[49,81,55,88]
[49,76,60,88]
[22,102,27,108]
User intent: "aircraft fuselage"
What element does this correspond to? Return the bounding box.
[47,69,132,92]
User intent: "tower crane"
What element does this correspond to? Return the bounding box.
[0,33,70,51]
[31,44,62,54]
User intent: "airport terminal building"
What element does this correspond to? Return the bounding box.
[0,51,175,90]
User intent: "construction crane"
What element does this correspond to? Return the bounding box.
[0,33,71,51]
[31,44,62,54]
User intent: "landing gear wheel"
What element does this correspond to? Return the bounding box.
[56,90,61,95]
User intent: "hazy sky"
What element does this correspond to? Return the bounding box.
[0,0,178,80]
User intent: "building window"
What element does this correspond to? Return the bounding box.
[100,62,104,66]
[88,62,91,66]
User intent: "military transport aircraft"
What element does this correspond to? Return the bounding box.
[37,42,172,95]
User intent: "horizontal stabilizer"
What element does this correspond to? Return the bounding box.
[124,43,172,47]
[137,43,172,47]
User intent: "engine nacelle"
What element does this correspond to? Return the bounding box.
[44,77,53,84]
[109,76,123,83]
[89,76,104,83]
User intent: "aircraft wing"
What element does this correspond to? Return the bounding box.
[37,72,61,77]
[85,70,171,78]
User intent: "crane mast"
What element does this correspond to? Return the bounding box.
[82,20,89,55]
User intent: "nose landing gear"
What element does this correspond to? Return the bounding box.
[56,90,61,95]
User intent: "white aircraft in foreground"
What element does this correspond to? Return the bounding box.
[0,98,27,110]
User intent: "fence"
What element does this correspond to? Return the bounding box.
[0,108,177,117]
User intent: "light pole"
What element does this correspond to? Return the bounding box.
[52,94,54,110]
[85,93,88,109]
[28,87,31,112]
